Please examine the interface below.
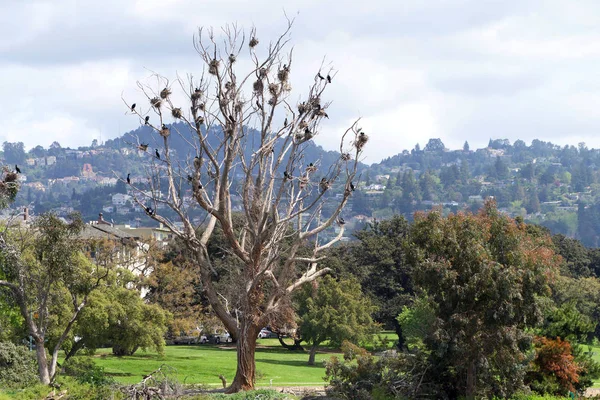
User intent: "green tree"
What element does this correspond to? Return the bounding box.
[0,214,110,384]
[297,276,377,365]
[408,201,560,399]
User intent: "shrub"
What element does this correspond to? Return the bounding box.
[62,356,114,386]
[0,342,38,388]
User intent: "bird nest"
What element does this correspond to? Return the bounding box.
[319,179,330,192]
[208,59,220,75]
[354,132,369,151]
[249,37,259,48]
[306,164,317,173]
[341,153,351,161]
[171,108,182,119]
[191,89,202,101]
[195,116,205,125]
[150,97,162,108]
[277,67,290,83]
[299,176,309,189]
[160,127,170,137]
[268,83,279,97]
[160,88,171,99]
[253,79,264,93]
[297,102,309,115]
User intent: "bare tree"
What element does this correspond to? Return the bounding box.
[125,19,366,392]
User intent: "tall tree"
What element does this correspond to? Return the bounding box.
[125,21,364,392]
[408,201,560,399]
[2,142,26,166]
[0,214,110,384]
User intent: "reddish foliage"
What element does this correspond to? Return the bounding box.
[532,336,581,392]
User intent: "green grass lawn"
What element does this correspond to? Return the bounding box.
[94,341,339,387]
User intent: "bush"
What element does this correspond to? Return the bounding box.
[0,342,38,389]
[185,390,297,400]
[62,356,114,386]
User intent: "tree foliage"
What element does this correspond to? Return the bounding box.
[407,201,560,398]
[297,276,377,364]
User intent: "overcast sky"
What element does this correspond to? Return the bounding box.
[3,0,600,163]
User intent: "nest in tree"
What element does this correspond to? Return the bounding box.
[309,96,321,110]
[249,37,259,48]
[160,88,171,99]
[208,59,220,75]
[198,103,205,111]
[299,176,309,189]
[259,68,268,79]
[282,82,292,92]
[253,79,264,93]
[268,83,279,97]
[171,108,182,119]
[229,54,236,64]
[354,131,369,151]
[150,97,162,108]
[315,108,328,118]
[295,132,305,142]
[160,126,170,137]
[306,164,317,173]
[191,89,202,101]
[298,121,308,130]
[4,172,17,183]
[341,152,351,161]
[319,178,330,192]
[234,102,243,113]
[297,102,308,115]
[225,81,233,91]
[195,116,205,125]
[277,67,290,82]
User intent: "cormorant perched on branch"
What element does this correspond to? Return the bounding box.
[126,173,131,184]
[284,171,292,180]
[350,182,355,191]
[317,72,325,80]
[327,75,332,83]
[155,149,161,160]
[144,206,155,216]
[145,116,150,125]
[15,165,21,174]
[338,217,345,225]
[131,103,136,111]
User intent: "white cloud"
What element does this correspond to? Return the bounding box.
[4,0,600,162]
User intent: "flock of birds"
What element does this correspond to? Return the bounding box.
[125,69,354,224]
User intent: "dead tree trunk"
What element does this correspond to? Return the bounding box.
[227,322,260,393]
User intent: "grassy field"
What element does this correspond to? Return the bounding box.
[94,339,338,387]
[93,332,398,387]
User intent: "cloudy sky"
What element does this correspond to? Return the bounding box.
[2,0,600,163]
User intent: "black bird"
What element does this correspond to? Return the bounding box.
[338,217,345,225]
[228,115,235,123]
[144,206,155,216]
[350,182,355,191]
[144,116,150,125]
[187,174,193,183]
[304,127,311,135]
[126,173,131,184]
[131,103,136,111]
[284,171,292,180]
[326,75,332,83]
[317,72,325,80]
[15,165,20,174]
[137,143,148,151]
[256,100,262,110]
[283,117,288,127]
[162,123,167,130]
[155,149,161,159]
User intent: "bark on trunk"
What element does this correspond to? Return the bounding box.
[308,344,318,365]
[226,323,259,393]
[465,360,476,400]
[35,339,50,385]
